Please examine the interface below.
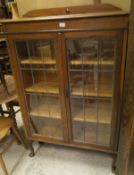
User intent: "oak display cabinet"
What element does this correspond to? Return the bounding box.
[1,4,129,154]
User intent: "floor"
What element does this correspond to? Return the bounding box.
[0,109,115,175]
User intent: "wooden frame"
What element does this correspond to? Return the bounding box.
[7,33,69,143]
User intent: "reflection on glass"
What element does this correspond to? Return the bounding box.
[26,94,61,119]
[73,122,97,143]
[22,70,59,94]
[31,117,63,139]
[15,39,63,140]
[16,40,55,68]
[67,38,98,70]
[67,36,116,146]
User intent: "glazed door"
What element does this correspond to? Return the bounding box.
[65,31,122,149]
[13,34,67,141]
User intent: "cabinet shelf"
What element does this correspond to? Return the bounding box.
[72,101,112,124]
[20,57,114,66]
[25,82,59,94]
[20,57,56,65]
[25,82,112,97]
[72,85,112,98]
[70,59,114,66]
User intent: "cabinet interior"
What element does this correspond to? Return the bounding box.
[14,33,118,148]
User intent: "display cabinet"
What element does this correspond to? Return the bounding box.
[0,4,129,154]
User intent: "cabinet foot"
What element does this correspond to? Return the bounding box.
[28,141,35,157]
[112,155,117,173]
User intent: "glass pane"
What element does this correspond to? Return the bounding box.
[69,71,83,96]
[66,35,117,147]
[16,40,56,69]
[97,100,112,146]
[98,71,113,98]
[71,98,84,121]
[71,98,98,122]
[67,38,98,70]
[15,39,63,140]
[73,122,96,144]
[69,70,98,97]
[26,94,61,119]
[21,70,59,94]
[31,117,63,139]
[100,39,115,59]
[73,122,85,142]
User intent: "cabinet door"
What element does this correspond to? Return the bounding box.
[13,34,67,141]
[65,31,122,149]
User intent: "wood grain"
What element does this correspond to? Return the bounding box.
[23,4,121,18]
[116,0,134,174]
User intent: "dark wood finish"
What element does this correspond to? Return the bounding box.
[116,1,134,175]
[29,133,117,154]
[56,32,70,142]
[23,4,121,17]
[3,16,128,34]
[0,4,129,158]
[128,134,134,175]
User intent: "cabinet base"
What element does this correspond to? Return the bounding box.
[28,135,117,155]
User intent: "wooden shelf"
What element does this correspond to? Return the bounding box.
[29,95,111,124]
[20,57,113,66]
[72,101,112,124]
[70,59,114,66]
[25,82,111,98]
[72,84,112,98]
[20,57,56,65]
[25,82,59,94]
